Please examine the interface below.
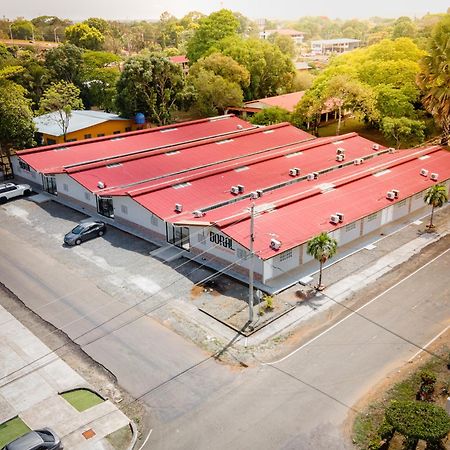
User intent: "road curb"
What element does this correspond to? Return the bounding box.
[127,421,139,450]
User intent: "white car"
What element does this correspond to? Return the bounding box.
[0,182,32,203]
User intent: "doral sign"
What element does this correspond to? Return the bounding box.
[210,231,235,250]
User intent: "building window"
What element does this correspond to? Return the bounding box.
[19,160,30,171]
[84,134,92,139]
[237,248,247,259]
[125,127,131,132]
[197,229,206,244]
[345,222,356,232]
[151,215,158,226]
[63,183,69,192]
[367,212,377,222]
[279,249,293,262]
[97,196,114,218]
[113,130,120,134]
[84,192,91,201]
[47,138,56,145]
[397,200,407,208]
[120,204,128,215]
[66,139,77,142]
[97,133,105,137]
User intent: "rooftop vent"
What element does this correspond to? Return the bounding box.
[97,181,106,189]
[174,203,183,213]
[193,210,204,218]
[372,144,380,150]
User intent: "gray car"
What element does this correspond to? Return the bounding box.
[64,220,106,246]
[2,428,62,450]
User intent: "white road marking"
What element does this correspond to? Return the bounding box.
[137,428,153,450]
[407,325,450,362]
[263,247,450,365]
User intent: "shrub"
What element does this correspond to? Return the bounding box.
[416,369,437,401]
[263,294,274,310]
[385,400,450,446]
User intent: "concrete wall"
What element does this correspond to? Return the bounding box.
[263,246,301,281]
[55,174,97,209]
[11,155,42,188]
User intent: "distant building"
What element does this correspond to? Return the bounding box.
[34,110,135,145]
[294,61,312,71]
[311,38,361,55]
[169,55,189,75]
[260,29,305,45]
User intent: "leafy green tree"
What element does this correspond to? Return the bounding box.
[391,17,417,39]
[381,117,425,148]
[189,53,250,88]
[417,15,450,145]
[116,55,186,125]
[186,9,240,62]
[84,18,110,35]
[65,23,105,50]
[269,33,296,58]
[292,91,325,136]
[306,232,338,290]
[38,81,84,141]
[45,44,84,85]
[293,71,314,91]
[213,37,295,100]
[423,184,448,228]
[0,81,35,152]
[157,12,183,49]
[10,19,34,40]
[190,69,243,116]
[249,107,291,126]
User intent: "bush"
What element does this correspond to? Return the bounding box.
[263,294,274,310]
[385,400,450,445]
[416,369,437,401]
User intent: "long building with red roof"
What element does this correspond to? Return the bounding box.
[14,115,450,291]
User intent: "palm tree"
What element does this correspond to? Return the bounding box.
[307,232,338,290]
[417,15,450,145]
[424,184,448,228]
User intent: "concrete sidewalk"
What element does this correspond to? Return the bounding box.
[0,305,131,449]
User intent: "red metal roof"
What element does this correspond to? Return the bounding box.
[245,92,306,113]
[170,55,189,64]
[68,123,314,194]
[17,115,254,174]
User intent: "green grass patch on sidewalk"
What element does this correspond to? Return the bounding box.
[0,417,31,448]
[61,389,104,412]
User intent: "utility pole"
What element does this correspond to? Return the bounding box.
[248,203,255,325]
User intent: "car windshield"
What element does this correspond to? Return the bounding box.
[71,225,85,234]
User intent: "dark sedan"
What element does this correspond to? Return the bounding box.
[64,220,106,246]
[2,428,62,450]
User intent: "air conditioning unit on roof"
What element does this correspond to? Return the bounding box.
[335,212,344,222]
[386,191,396,200]
[330,214,340,224]
[307,173,315,181]
[420,169,428,177]
[97,181,106,189]
[270,238,281,250]
[193,210,204,218]
[391,189,399,198]
[313,172,319,179]
[237,184,245,193]
[388,147,395,154]
[354,158,363,165]
[230,186,239,194]
[256,189,264,197]
[372,144,380,150]
[336,154,345,162]
[430,173,439,181]
[250,191,259,199]
[289,168,299,176]
[174,203,183,212]
[336,148,345,155]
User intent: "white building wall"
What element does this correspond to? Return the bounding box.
[381,205,394,225]
[11,155,41,187]
[114,196,166,236]
[263,247,300,281]
[392,198,409,220]
[362,211,382,235]
[55,174,97,209]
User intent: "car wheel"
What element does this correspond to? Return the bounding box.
[98,230,104,237]
[0,197,6,204]
[75,239,82,245]
[24,189,31,196]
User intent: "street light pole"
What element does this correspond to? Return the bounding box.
[248,203,255,324]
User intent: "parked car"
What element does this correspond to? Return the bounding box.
[0,182,32,203]
[64,220,106,246]
[1,428,62,450]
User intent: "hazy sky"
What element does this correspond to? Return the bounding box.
[2,0,449,21]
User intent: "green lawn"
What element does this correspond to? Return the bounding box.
[0,417,30,448]
[61,389,104,412]
[317,118,390,146]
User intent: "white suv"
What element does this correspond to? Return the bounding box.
[0,182,32,203]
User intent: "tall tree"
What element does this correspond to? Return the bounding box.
[381,117,425,148]
[306,232,338,290]
[116,55,186,126]
[38,81,83,142]
[249,107,291,126]
[186,9,239,62]
[417,15,450,145]
[10,19,34,40]
[423,184,448,228]
[45,44,84,85]
[65,23,105,50]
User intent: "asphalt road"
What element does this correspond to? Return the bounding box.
[0,201,449,449]
[143,248,450,449]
